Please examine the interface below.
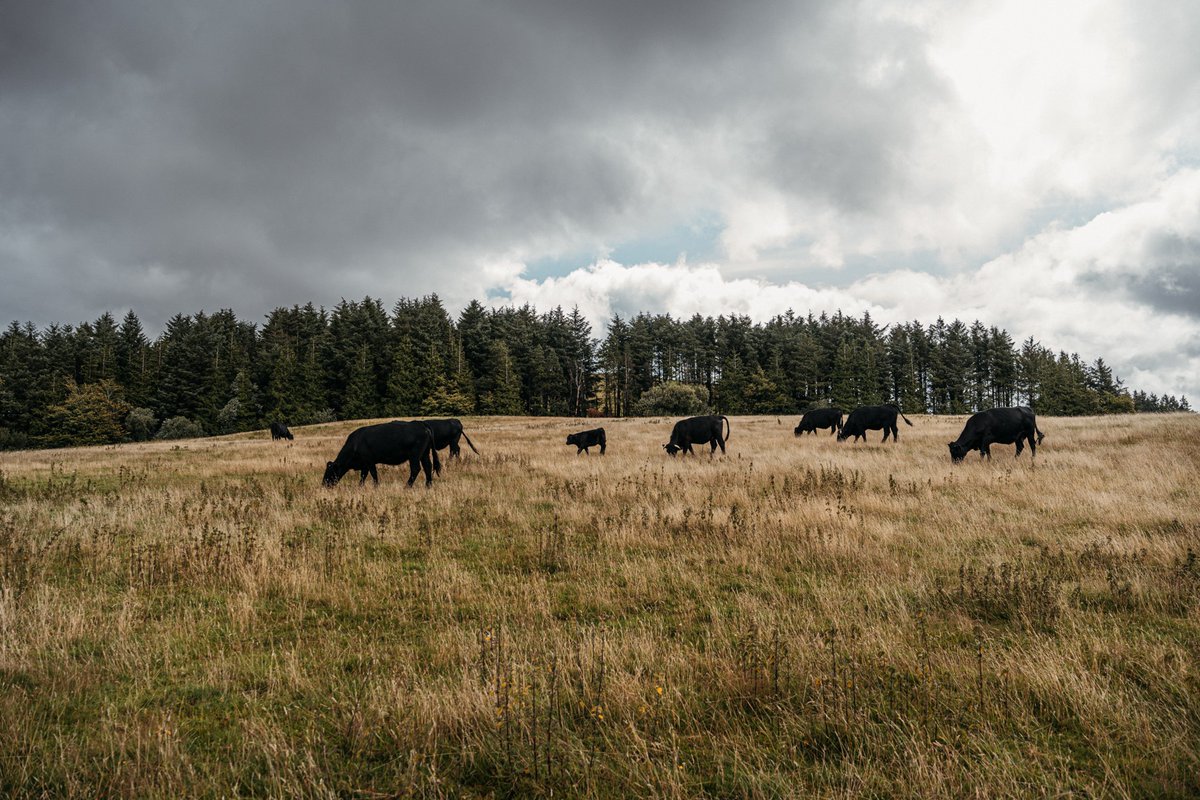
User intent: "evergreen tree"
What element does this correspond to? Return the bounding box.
[115,310,150,407]
[386,336,425,415]
[478,341,523,415]
[37,379,131,447]
[743,366,787,413]
[342,345,380,420]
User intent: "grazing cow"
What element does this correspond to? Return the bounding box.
[837,404,913,443]
[948,407,1045,462]
[416,418,479,462]
[270,422,293,441]
[663,415,730,457]
[566,427,606,454]
[323,421,435,488]
[794,407,843,437]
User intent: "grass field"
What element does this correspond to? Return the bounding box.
[1,413,1198,798]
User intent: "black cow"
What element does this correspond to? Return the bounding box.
[837,404,913,443]
[323,421,436,487]
[270,422,293,441]
[948,407,1045,462]
[566,427,606,454]
[664,415,730,457]
[794,407,843,436]
[416,418,479,464]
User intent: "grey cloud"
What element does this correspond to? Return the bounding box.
[0,0,938,328]
[0,0,1198,350]
[1122,254,1200,320]
[1079,232,1200,319]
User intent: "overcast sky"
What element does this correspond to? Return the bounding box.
[2,0,1197,398]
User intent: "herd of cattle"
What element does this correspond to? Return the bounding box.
[305,403,1046,488]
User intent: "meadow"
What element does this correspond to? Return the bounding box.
[1,413,1197,798]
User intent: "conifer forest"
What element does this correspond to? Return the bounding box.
[0,295,1189,450]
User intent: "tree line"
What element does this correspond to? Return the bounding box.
[0,296,1188,449]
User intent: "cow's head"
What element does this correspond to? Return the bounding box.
[836,429,850,442]
[947,442,968,463]
[663,443,680,456]
[565,434,578,446]
[322,461,341,487]
[793,425,804,437]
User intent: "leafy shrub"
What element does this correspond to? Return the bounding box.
[0,427,30,450]
[632,382,710,417]
[154,416,204,441]
[37,380,131,448]
[307,408,337,425]
[214,399,240,435]
[125,407,159,441]
[421,385,475,416]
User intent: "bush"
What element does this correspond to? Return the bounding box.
[0,427,30,450]
[154,416,205,441]
[37,380,132,448]
[214,399,240,435]
[125,407,159,441]
[308,408,337,425]
[632,382,710,417]
[421,384,475,416]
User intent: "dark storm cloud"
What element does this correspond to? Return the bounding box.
[0,0,947,329]
[1118,233,1200,319]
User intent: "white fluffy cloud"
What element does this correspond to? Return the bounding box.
[494,168,1200,399]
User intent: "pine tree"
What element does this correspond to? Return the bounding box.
[478,341,523,415]
[743,366,787,413]
[343,346,379,420]
[386,336,425,416]
[116,310,150,407]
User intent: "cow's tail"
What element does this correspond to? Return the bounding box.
[420,423,442,475]
[721,415,731,443]
[893,404,913,426]
[460,429,480,454]
[1034,424,1045,446]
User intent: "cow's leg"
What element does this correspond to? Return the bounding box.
[450,441,461,459]
[422,451,434,486]
[882,427,891,443]
[981,440,992,460]
[599,438,606,455]
[1015,438,1025,458]
[431,449,442,476]
[716,435,726,455]
[407,458,420,487]
[369,465,380,484]
[1028,432,1036,458]
[358,469,369,485]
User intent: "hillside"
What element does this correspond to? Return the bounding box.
[1,414,1197,797]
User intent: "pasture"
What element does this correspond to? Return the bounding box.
[1,414,1197,798]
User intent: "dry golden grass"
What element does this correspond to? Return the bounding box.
[1,413,1198,798]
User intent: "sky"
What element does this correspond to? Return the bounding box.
[2,0,1198,399]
